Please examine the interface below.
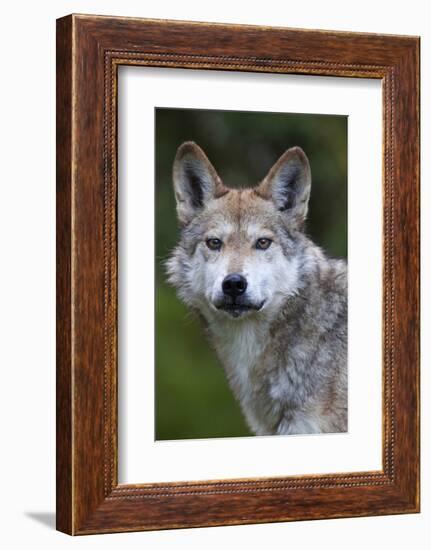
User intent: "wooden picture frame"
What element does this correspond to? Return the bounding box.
[56,14,420,535]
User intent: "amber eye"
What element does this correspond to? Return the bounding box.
[256,238,272,250]
[206,238,222,251]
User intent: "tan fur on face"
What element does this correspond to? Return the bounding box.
[204,190,280,272]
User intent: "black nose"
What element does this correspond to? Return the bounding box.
[222,273,248,298]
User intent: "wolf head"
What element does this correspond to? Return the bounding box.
[166,142,312,321]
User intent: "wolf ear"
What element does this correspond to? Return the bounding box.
[257,146,311,226]
[172,142,226,225]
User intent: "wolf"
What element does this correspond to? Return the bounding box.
[166,141,347,436]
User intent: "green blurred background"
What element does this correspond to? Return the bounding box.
[155,107,347,440]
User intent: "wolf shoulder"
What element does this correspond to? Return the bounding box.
[323,256,348,312]
[274,249,348,364]
[314,254,347,340]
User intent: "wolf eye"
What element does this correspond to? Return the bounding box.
[256,238,272,250]
[206,238,222,251]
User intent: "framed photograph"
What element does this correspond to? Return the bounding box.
[56,14,420,535]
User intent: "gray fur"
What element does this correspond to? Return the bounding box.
[166,142,347,435]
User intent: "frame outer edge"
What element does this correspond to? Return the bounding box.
[56,14,421,535]
[392,38,420,510]
[56,14,74,535]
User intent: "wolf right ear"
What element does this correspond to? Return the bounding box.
[257,146,311,227]
[172,142,226,225]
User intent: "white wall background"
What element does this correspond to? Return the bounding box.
[0,1,427,548]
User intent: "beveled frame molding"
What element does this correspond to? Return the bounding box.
[56,14,420,535]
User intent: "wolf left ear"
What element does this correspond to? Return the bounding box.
[257,146,311,226]
[172,142,226,225]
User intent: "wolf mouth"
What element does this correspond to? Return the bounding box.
[216,300,265,318]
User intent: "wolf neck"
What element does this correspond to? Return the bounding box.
[206,315,270,401]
